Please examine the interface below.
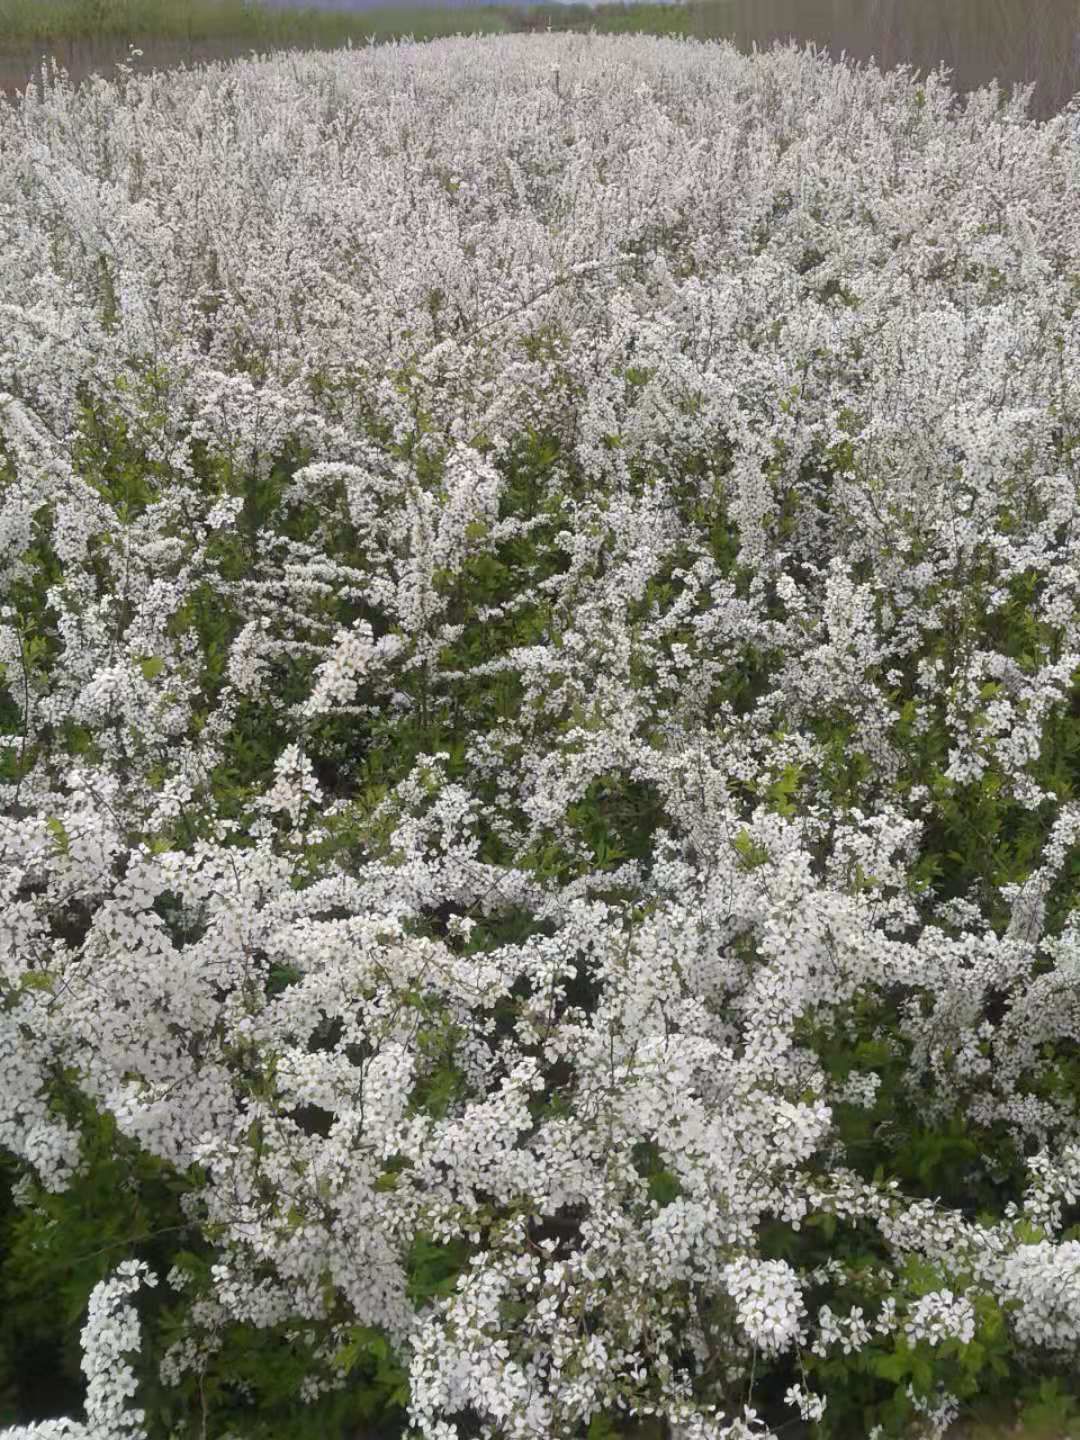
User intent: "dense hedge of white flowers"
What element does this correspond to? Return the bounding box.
[1,26,1080,1440]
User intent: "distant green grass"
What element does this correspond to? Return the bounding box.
[0,0,697,56]
[0,0,696,95]
[0,0,509,44]
[571,1,691,36]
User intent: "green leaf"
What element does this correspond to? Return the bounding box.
[587,1417,619,1440]
[45,815,70,856]
[733,828,769,870]
[20,970,55,993]
[139,654,165,681]
[1014,1219,1047,1245]
[872,1350,912,1383]
[647,1167,681,1208]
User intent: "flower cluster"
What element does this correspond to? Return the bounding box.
[1,1263,157,1440]
[903,1290,977,1348]
[721,1259,806,1356]
[1,25,1079,1440]
[996,1241,1080,1351]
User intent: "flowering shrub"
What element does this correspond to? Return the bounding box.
[1,27,1080,1440]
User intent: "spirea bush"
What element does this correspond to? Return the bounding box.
[1,28,1080,1440]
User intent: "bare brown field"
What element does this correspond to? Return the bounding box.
[688,0,1080,123]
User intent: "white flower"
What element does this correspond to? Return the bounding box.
[904,1289,976,1347]
[722,1258,806,1355]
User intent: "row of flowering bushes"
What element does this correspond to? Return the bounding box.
[2,29,1080,1440]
